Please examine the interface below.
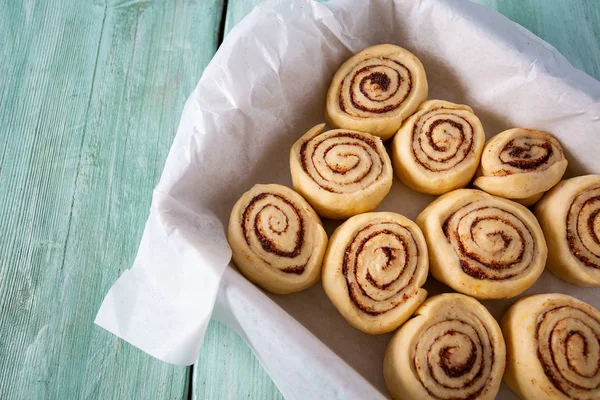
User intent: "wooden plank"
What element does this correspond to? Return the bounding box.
[0,0,224,398]
[194,321,284,400]
[194,0,600,399]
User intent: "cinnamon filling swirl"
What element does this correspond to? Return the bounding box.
[442,204,536,281]
[412,111,475,172]
[241,192,308,274]
[321,212,427,334]
[497,136,558,175]
[228,184,328,294]
[392,100,485,195]
[384,293,504,400]
[342,222,422,315]
[339,57,413,116]
[536,305,600,398]
[567,187,600,270]
[326,44,428,140]
[417,189,546,299]
[299,131,387,194]
[473,128,567,205]
[414,316,496,400]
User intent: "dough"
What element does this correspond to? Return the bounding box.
[321,212,428,334]
[384,293,505,400]
[325,44,428,140]
[535,175,600,287]
[416,189,547,299]
[392,100,485,194]
[290,123,393,219]
[502,293,600,400]
[228,184,328,294]
[473,128,567,206]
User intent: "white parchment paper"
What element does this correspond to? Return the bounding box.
[96,0,600,398]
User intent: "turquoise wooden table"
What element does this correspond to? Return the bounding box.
[0,0,598,399]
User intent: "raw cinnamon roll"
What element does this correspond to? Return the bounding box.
[473,128,568,206]
[321,212,428,334]
[290,124,393,220]
[384,293,505,400]
[228,184,328,294]
[392,100,485,194]
[417,189,547,299]
[326,44,428,140]
[502,293,600,400]
[535,175,600,287]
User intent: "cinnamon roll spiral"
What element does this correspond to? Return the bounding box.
[417,189,547,299]
[392,100,485,194]
[321,212,428,334]
[474,128,568,206]
[227,184,328,294]
[535,175,600,287]
[290,124,393,219]
[384,293,505,400]
[326,44,428,140]
[502,293,600,400]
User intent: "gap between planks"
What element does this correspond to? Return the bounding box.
[187,4,230,400]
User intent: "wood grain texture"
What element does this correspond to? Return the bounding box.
[193,321,284,400]
[195,0,599,399]
[0,0,224,399]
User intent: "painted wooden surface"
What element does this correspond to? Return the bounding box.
[0,0,224,398]
[0,1,598,400]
